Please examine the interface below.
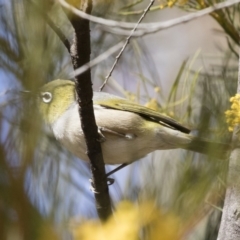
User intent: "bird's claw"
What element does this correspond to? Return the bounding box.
[89,177,115,192]
[106,178,115,185]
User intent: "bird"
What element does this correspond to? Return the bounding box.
[38,79,229,165]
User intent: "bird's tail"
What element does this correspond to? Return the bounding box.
[181,137,230,159]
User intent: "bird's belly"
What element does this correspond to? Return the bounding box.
[102,135,157,164]
[59,133,157,164]
[52,106,159,164]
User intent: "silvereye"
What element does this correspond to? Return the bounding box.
[38,79,229,164]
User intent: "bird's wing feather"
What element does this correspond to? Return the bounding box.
[94,95,190,134]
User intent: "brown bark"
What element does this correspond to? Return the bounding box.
[62,0,112,220]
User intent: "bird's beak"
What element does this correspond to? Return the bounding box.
[20,90,36,98]
[19,90,36,103]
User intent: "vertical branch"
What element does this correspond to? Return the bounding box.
[217,40,240,239]
[63,0,112,220]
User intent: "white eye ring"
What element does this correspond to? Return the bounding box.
[41,92,52,103]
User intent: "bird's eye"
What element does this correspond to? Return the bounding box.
[41,92,52,103]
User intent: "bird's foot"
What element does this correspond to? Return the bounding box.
[89,177,115,190]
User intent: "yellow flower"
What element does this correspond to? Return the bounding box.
[125,92,136,102]
[145,98,159,111]
[154,87,161,93]
[71,201,181,240]
[159,4,166,9]
[225,94,240,132]
[167,0,175,7]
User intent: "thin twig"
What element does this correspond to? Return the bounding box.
[99,0,155,91]
[59,0,240,31]
[205,200,223,212]
[226,37,239,59]
[104,0,240,37]
[71,41,124,78]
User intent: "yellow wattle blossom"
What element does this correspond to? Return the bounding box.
[158,0,189,8]
[154,87,161,93]
[145,98,159,111]
[71,201,181,240]
[159,4,166,9]
[225,94,240,132]
[125,91,136,102]
[167,0,176,7]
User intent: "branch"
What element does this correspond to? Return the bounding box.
[62,0,112,220]
[59,0,240,33]
[70,41,124,78]
[217,39,240,239]
[103,0,240,37]
[100,0,155,91]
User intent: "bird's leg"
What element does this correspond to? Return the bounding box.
[97,127,133,185]
[106,163,129,177]
[105,163,129,185]
[89,164,129,188]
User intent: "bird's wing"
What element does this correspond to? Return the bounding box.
[94,95,190,134]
